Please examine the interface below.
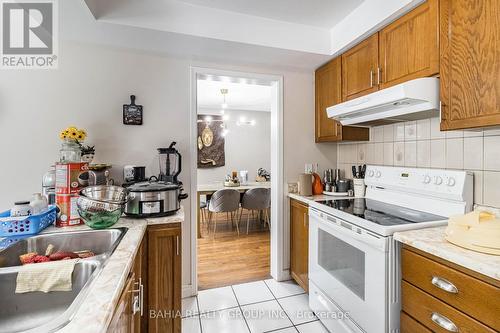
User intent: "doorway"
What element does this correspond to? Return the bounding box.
[189,67,284,294]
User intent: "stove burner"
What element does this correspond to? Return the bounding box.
[316,198,446,226]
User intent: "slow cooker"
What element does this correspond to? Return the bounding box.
[124,181,188,217]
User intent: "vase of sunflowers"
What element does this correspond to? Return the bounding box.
[59,126,87,163]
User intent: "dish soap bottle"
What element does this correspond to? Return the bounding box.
[312,163,323,195]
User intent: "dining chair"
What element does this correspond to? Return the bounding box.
[208,189,240,237]
[240,188,271,234]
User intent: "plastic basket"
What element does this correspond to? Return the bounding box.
[0,205,57,237]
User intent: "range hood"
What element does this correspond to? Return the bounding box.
[327,77,440,126]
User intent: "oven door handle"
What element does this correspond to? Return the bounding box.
[310,210,387,251]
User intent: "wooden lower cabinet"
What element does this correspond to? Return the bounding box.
[290,199,309,292]
[108,274,137,333]
[147,223,182,333]
[401,246,500,332]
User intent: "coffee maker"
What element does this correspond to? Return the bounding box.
[158,142,182,184]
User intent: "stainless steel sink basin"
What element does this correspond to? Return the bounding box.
[0,228,127,333]
[0,228,126,268]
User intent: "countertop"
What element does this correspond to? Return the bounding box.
[288,192,352,205]
[42,208,184,333]
[394,226,500,281]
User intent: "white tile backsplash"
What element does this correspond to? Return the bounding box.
[373,126,384,143]
[430,117,446,139]
[483,172,500,207]
[336,117,500,207]
[394,123,405,141]
[446,138,464,169]
[405,121,417,141]
[416,119,431,140]
[463,137,483,170]
[394,142,405,166]
[416,140,431,168]
[430,139,446,168]
[383,143,394,166]
[404,141,417,167]
[383,125,394,142]
[484,136,500,171]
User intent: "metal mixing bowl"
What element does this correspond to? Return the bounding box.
[80,185,129,205]
[77,186,129,229]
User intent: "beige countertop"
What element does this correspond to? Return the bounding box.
[394,226,500,281]
[288,192,352,205]
[50,208,185,333]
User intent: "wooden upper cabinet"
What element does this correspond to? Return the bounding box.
[315,57,342,142]
[315,57,370,142]
[440,0,500,130]
[379,0,439,89]
[342,34,379,101]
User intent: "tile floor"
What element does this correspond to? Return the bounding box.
[182,279,329,333]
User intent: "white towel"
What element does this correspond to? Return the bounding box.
[15,259,79,293]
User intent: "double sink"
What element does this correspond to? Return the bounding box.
[0,228,127,333]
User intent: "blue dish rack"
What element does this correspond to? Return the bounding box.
[0,205,57,238]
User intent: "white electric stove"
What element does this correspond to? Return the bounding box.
[308,166,473,333]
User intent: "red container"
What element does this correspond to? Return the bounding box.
[55,162,89,195]
[55,194,83,227]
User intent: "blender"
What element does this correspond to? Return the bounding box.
[158,142,182,184]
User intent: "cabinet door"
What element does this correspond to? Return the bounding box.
[108,275,135,333]
[342,34,379,101]
[315,57,342,142]
[133,238,146,333]
[290,199,308,292]
[440,0,500,130]
[148,224,182,333]
[379,0,439,89]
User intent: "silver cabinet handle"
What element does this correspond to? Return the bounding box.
[431,276,458,294]
[176,235,180,256]
[370,69,374,87]
[139,278,144,316]
[303,212,307,228]
[377,67,381,85]
[431,312,458,332]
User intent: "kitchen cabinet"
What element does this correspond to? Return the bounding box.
[439,0,500,130]
[379,0,439,89]
[342,34,379,101]
[133,238,147,333]
[108,274,136,333]
[315,57,369,142]
[290,199,309,292]
[400,245,500,332]
[147,223,182,333]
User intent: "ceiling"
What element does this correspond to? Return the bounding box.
[71,0,424,70]
[176,0,364,28]
[197,79,272,114]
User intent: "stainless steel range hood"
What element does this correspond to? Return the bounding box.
[327,77,439,126]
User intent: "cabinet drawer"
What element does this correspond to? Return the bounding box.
[402,281,495,333]
[400,311,431,333]
[402,248,500,330]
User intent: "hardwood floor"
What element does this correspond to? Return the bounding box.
[197,210,271,290]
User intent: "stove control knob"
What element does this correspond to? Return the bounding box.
[368,170,374,177]
[434,176,443,185]
[447,177,456,187]
[375,171,382,178]
[423,175,431,184]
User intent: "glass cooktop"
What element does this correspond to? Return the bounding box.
[316,198,446,226]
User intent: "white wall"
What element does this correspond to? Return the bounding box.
[197,110,271,184]
[0,41,337,288]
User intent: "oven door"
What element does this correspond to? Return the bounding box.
[309,208,389,333]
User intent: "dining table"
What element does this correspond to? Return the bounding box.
[196,181,271,238]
